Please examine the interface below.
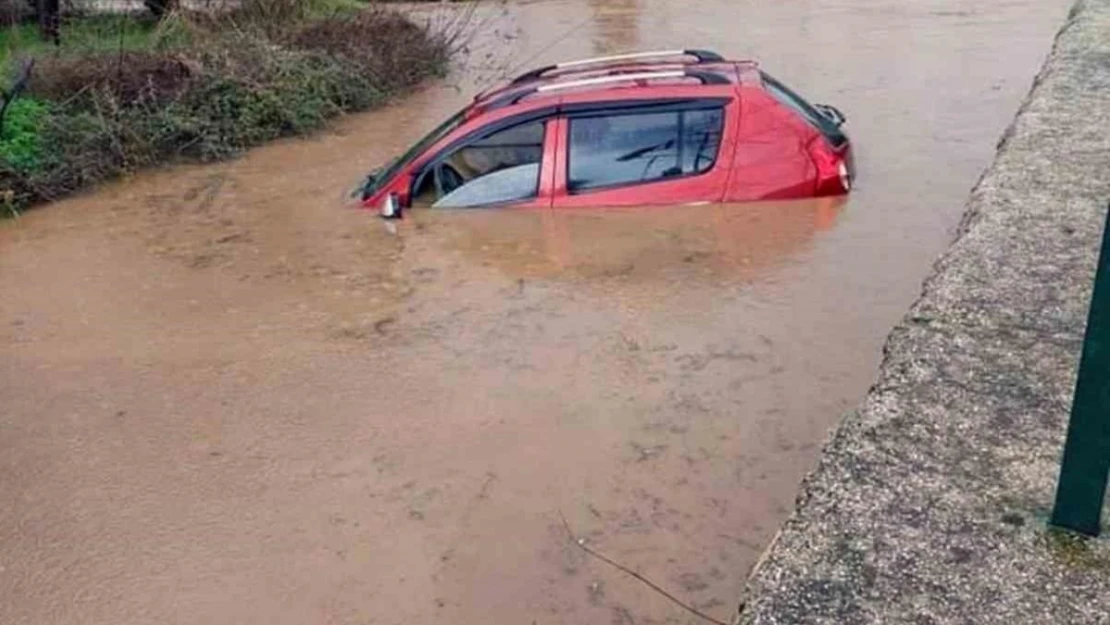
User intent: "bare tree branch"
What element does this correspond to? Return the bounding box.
[556,510,731,625]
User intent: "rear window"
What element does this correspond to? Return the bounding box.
[761,72,846,148]
[568,107,724,193]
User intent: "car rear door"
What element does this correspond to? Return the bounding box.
[550,97,737,208]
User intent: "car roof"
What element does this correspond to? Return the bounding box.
[466,49,759,118]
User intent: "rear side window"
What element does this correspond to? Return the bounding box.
[761,73,846,148]
[568,107,724,193]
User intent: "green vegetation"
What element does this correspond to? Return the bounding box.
[0,16,162,69]
[0,98,44,172]
[0,1,454,210]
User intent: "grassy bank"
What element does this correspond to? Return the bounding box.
[0,2,453,214]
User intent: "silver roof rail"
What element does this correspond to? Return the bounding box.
[482,68,731,112]
[509,49,725,85]
[535,70,686,93]
[558,49,718,69]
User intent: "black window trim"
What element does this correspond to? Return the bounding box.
[563,99,731,196]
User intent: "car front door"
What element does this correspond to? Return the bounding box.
[551,99,736,208]
[408,111,560,210]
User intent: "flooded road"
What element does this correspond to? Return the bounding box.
[0,1,1072,624]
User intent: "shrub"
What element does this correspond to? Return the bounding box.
[27,51,195,105]
[0,97,46,173]
[1,5,453,209]
[290,8,450,90]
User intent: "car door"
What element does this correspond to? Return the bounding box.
[407,109,561,210]
[551,98,736,208]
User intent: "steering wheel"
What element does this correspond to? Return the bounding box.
[434,162,466,198]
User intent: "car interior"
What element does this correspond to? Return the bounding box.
[410,121,546,208]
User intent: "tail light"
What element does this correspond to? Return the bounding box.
[808,138,850,196]
[839,162,852,191]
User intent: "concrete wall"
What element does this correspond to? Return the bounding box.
[737,0,1110,623]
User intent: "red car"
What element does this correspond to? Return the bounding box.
[359,49,853,217]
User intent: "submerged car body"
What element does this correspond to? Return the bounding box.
[360,49,853,213]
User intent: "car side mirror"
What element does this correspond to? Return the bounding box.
[380,192,402,219]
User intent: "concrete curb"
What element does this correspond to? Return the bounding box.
[736,0,1110,623]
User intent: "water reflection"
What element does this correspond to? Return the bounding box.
[407,198,846,288]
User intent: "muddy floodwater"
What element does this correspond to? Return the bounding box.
[0,1,1073,624]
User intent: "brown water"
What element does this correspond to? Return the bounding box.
[0,1,1071,624]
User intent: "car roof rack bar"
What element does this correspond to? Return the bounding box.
[534,70,685,92]
[535,69,731,92]
[558,49,724,70]
[509,49,725,85]
[483,69,730,113]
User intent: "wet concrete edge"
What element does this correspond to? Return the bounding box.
[735,0,1110,623]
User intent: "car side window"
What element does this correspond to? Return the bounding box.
[567,107,724,193]
[412,120,546,209]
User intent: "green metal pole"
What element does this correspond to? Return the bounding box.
[1051,203,1110,537]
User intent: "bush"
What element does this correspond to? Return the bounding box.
[28,51,195,105]
[291,8,450,91]
[0,97,45,172]
[0,5,452,210]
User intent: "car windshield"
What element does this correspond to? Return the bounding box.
[363,109,467,196]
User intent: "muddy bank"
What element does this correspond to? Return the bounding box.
[738,0,1110,622]
[0,1,1074,624]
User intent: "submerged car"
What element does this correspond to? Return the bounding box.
[359,49,853,216]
